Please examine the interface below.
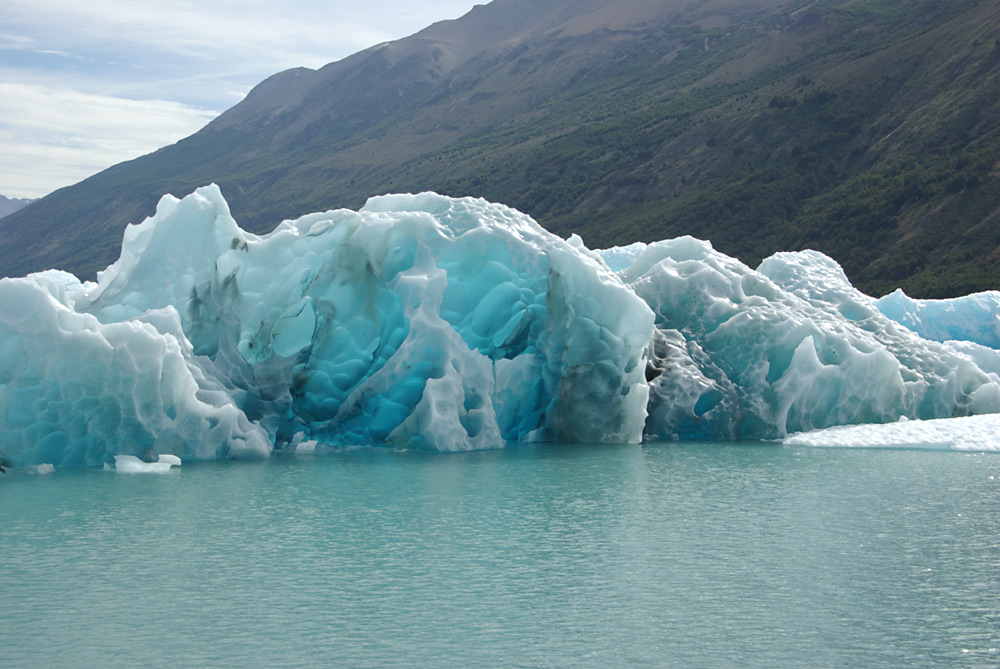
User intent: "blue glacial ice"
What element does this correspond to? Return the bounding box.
[1,185,999,468]
[614,240,1000,440]
[876,288,1000,349]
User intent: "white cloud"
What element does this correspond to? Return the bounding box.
[2,1,471,72]
[0,83,218,198]
[0,33,72,56]
[0,0,479,197]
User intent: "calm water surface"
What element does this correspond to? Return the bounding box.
[2,442,999,667]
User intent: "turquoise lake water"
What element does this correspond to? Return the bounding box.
[2,442,999,667]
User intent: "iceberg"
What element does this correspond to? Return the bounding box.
[1,186,651,467]
[1,185,998,468]
[610,241,1000,440]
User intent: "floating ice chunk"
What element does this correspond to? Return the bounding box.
[784,413,1000,451]
[157,454,182,466]
[114,454,178,473]
[35,463,54,475]
[611,241,1000,440]
[0,186,653,466]
[3,185,999,466]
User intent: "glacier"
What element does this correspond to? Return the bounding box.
[1,185,999,469]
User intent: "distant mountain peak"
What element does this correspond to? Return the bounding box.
[0,195,34,220]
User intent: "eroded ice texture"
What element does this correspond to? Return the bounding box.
[1,185,651,467]
[2,185,999,469]
[0,275,270,467]
[876,289,1000,349]
[608,239,1000,440]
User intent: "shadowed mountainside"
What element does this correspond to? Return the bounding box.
[0,195,34,220]
[2,0,998,297]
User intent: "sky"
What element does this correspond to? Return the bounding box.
[0,0,481,199]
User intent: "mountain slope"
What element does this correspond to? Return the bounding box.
[2,0,997,297]
[0,195,33,220]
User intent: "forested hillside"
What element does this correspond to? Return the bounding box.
[1,0,997,297]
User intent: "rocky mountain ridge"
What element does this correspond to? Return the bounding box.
[1,0,997,297]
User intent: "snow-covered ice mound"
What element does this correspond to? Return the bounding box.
[1,185,999,468]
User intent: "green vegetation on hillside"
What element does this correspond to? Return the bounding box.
[414,0,999,297]
[1,0,997,297]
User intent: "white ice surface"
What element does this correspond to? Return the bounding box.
[784,413,1000,451]
[113,454,181,474]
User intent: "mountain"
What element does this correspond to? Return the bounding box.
[1,0,997,297]
[0,195,34,220]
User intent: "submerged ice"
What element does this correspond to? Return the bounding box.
[1,185,999,468]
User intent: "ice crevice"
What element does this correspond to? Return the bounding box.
[1,185,999,468]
